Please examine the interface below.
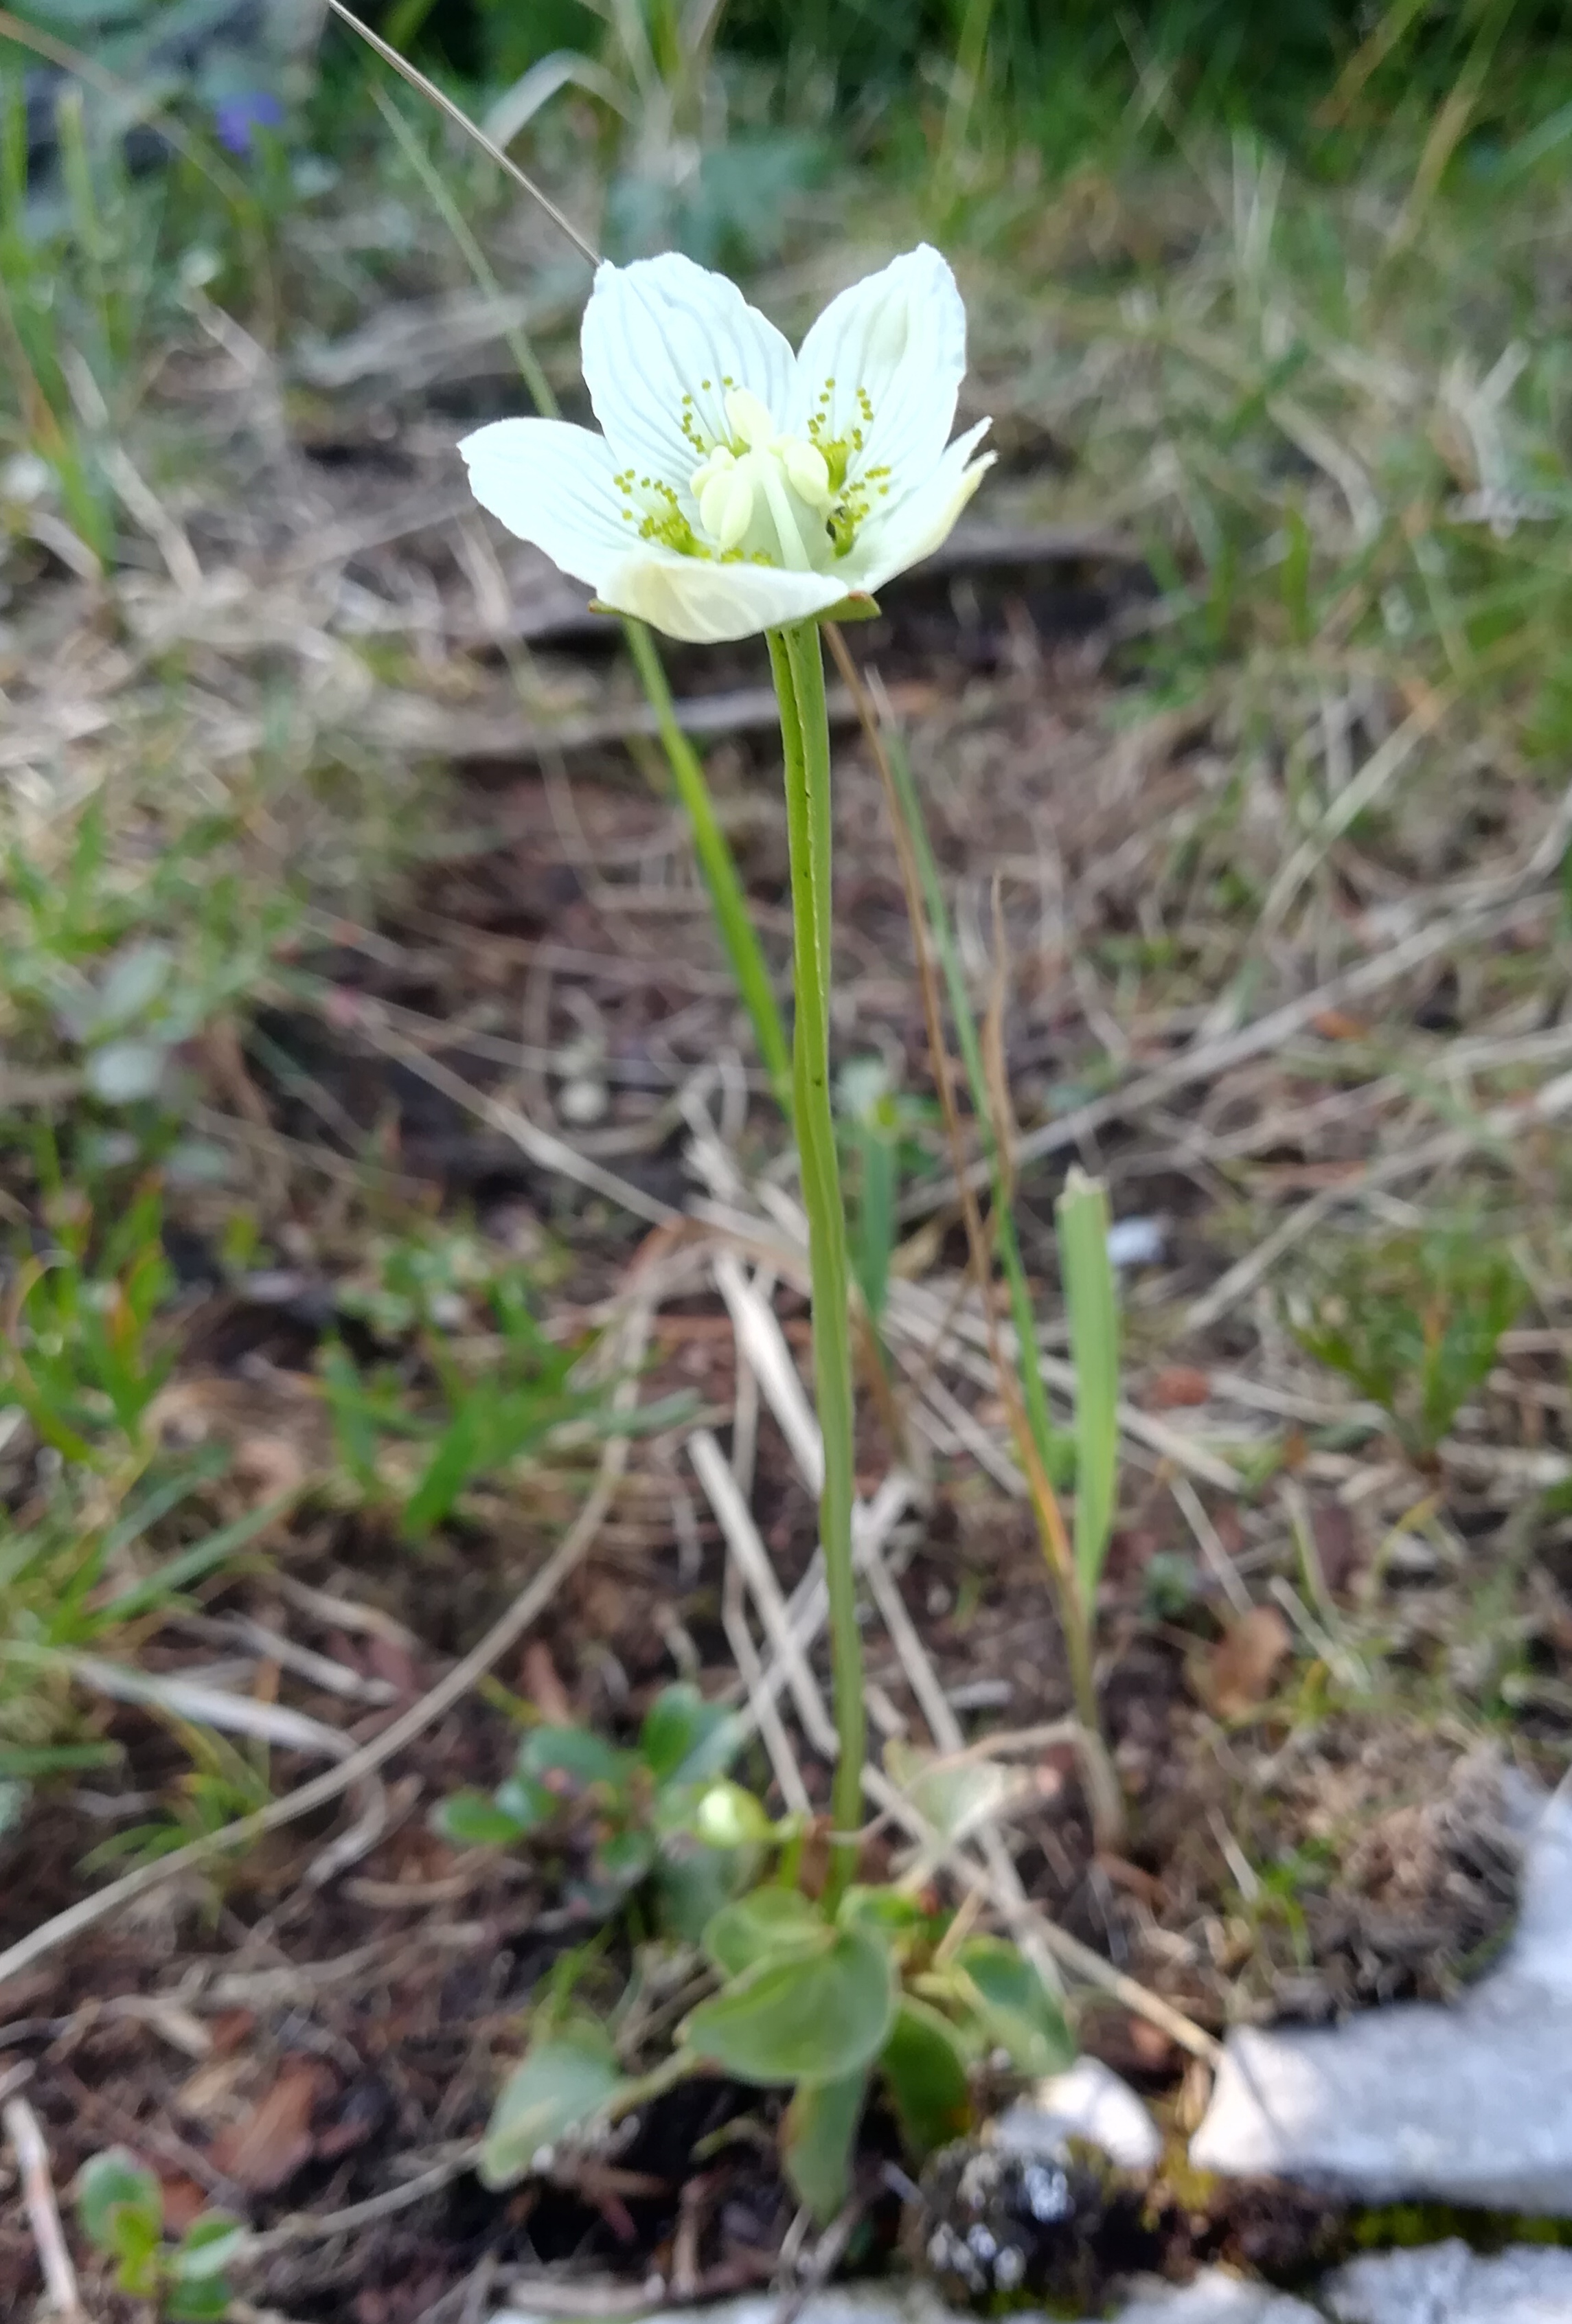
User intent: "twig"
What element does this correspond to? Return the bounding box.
[0,1303,655,1996]
[771,2192,866,2324]
[722,1560,812,1818]
[250,2143,480,2250]
[5,2097,82,2321]
[688,1430,839,1759]
[350,1023,681,1230]
[321,0,600,265]
[883,1277,1244,1492]
[711,1250,823,1490]
[902,885,1557,1218]
[1171,1477,1253,1617]
[1184,1062,1572,1331]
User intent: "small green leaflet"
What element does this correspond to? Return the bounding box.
[683,1925,896,2088]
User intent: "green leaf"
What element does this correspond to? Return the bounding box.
[494,1771,558,1830]
[702,1886,828,1979]
[879,1999,974,2157]
[836,1884,930,1938]
[782,2070,866,2224]
[594,1827,657,1888]
[168,2276,232,2322]
[479,2025,624,2191]
[684,1926,896,2088]
[520,1724,630,1792]
[433,1790,529,1848]
[93,1491,295,1625]
[955,1937,1077,2077]
[76,2148,162,2256]
[172,2215,245,2281]
[884,1738,1012,1845]
[639,1683,738,1786]
[1056,1168,1121,1597]
[654,1844,741,1944]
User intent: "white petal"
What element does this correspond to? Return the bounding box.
[790,245,967,493]
[850,422,994,593]
[459,418,632,587]
[596,554,847,645]
[581,253,795,494]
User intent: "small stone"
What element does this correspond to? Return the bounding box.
[1327,2238,1572,2323]
[993,2056,1163,2174]
[1190,1791,1572,2211]
[1115,2276,1322,2323]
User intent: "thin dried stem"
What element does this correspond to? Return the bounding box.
[322,0,602,266]
[5,2098,82,2321]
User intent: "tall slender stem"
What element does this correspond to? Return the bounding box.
[768,622,863,1900]
[626,619,794,1119]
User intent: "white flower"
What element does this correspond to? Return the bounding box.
[460,245,993,646]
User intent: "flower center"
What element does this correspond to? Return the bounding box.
[689,387,835,571]
[613,380,892,569]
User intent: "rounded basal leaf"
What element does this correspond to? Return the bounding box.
[702,1885,828,1978]
[654,1843,741,1944]
[479,2027,624,2190]
[684,1926,896,2087]
[519,1724,629,1791]
[494,1771,558,1831]
[836,1884,929,1938]
[879,1999,973,2157]
[434,1790,529,1849]
[76,2148,162,2253]
[168,2279,232,2323]
[782,2070,867,2224]
[639,1683,739,1786]
[955,1937,1076,2077]
[594,1827,657,1888]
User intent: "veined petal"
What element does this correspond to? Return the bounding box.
[849,421,994,594]
[789,245,967,494]
[582,253,795,496]
[596,553,847,645]
[460,418,631,588]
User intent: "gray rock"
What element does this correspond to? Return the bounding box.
[992,2055,1164,2173]
[1191,1789,1572,2211]
[1327,2238,1572,2322]
[493,2272,1321,2324]
[1114,2273,1322,2322]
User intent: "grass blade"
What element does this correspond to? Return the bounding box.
[1054,1169,1120,1598]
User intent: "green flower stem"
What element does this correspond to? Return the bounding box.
[625,619,794,1119]
[768,621,863,1901]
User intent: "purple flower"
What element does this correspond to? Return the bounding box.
[213,91,284,157]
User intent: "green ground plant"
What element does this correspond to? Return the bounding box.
[321,1257,689,1540]
[437,1678,763,1929]
[477,1842,1073,2218]
[76,2148,242,2321]
[1289,1224,1526,1465]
